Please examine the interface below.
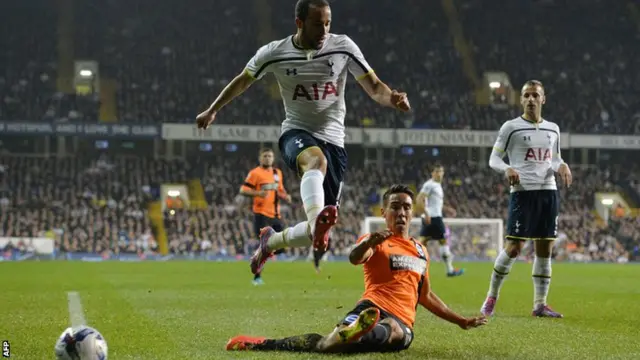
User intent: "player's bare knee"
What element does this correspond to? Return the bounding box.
[505,240,524,258]
[297,147,327,175]
[534,240,554,257]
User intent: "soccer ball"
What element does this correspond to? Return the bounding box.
[54,326,108,360]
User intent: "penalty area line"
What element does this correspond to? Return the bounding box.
[67,291,88,331]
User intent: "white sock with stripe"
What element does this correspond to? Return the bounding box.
[488,249,517,298]
[532,256,552,307]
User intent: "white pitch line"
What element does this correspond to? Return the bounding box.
[67,291,87,331]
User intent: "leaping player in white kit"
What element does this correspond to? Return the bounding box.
[196,0,411,275]
[480,80,573,318]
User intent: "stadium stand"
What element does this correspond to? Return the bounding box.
[3,0,639,132]
[0,0,56,122]
[0,155,194,256]
[160,152,639,262]
[456,0,640,134]
[0,0,638,264]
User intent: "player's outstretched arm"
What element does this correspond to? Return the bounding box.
[196,70,256,129]
[348,231,392,265]
[419,290,487,330]
[357,73,410,112]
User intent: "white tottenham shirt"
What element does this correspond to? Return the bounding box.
[489,116,565,192]
[244,34,373,147]
[419,179,444,217]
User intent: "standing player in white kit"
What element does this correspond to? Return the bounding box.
[416,164,464,277]
[480,80,573,318]
[196,0,411,275]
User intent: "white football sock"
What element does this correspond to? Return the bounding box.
[264,169,324,252]
[532,256,552,307]
[439,245,455,273]
[300,169,325,232]
[488,249,517,298]
[267,221,311,251]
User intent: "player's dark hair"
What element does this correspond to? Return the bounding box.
[382,184,415,206]
[431,163,444,171]
[523,79,545,92]
[259,147,274,155]
[295,0,330,21]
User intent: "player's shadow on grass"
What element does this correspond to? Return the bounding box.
[416,347,514,360]
[292,347,513,359]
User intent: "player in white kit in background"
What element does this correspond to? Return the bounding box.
[196,0,411,276]
[480,80,573,318]
[416,164,464,277]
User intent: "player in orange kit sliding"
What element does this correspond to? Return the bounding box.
[226,184,487,353]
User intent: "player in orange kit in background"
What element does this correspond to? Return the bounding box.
[240,148,292,285]
[226,184,487,353]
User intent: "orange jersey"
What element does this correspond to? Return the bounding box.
[241,166,287,218]
[357,234,431,329]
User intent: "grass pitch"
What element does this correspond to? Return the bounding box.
[1,261,639,359]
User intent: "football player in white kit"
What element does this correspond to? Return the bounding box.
[196,0,411,275]
[416,164,464,277]
[480,80,573,318]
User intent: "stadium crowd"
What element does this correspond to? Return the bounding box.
[0,155,192,256]
[0,150,637,263]
[457,0,640,134]
[1,0,639,133]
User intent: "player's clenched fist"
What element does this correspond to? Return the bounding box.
[391,90,411,112]
[196,108,217,130]
[458,315,488,330]
[505,167,520,186]
[368,230,394,246]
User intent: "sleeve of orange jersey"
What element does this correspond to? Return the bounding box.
[240,169,258,192]
[355,234,383,254]
[276,169,288,199]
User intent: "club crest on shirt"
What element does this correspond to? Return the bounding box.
[414,242,426,259]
